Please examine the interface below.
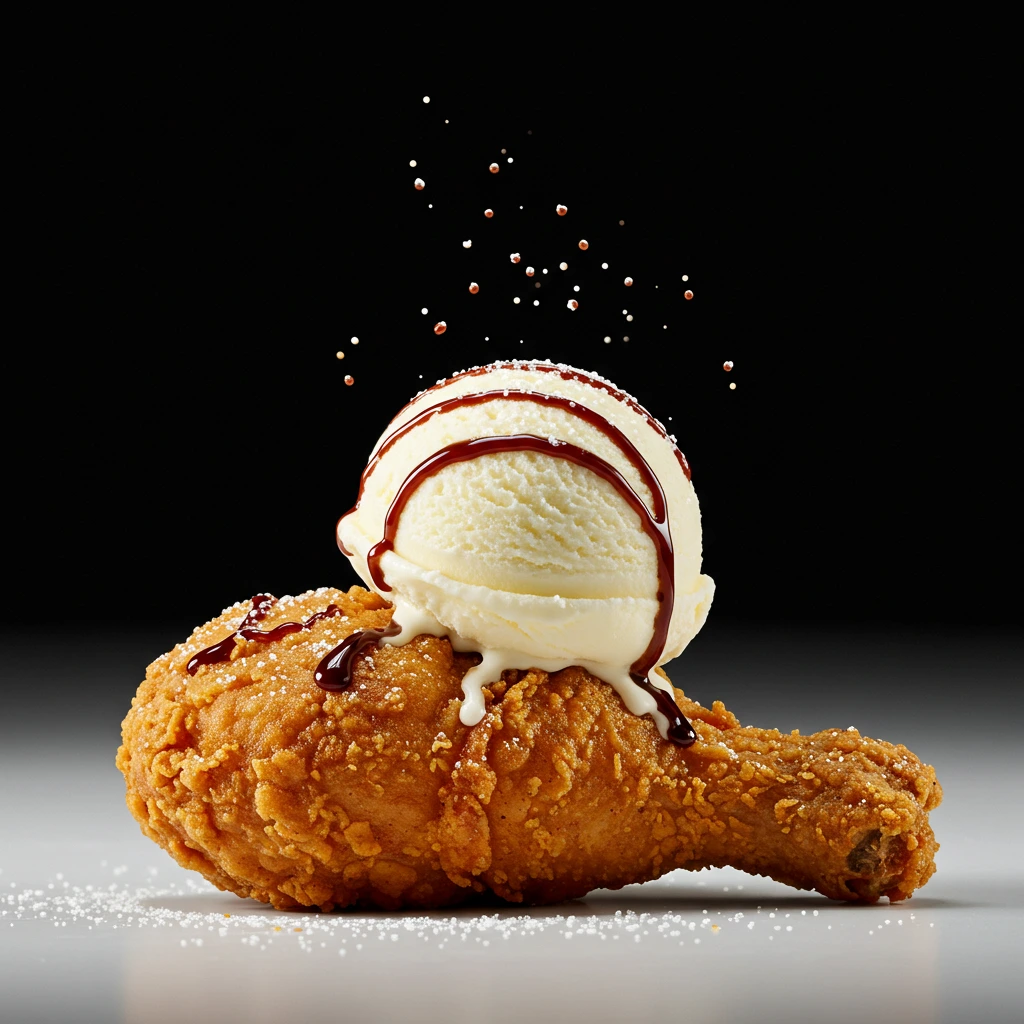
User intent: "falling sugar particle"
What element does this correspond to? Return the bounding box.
[533,300,539,306]
[723,360,734,371]
[513,297,521,304]
[468,282,480,294]
[463,240,472,249]
[350,336,359,345]
[542,268,549,274]
[623,336,630,342]
[484,209,494,218]
[729,382,736,390]
[624,277,633,287]
[525,266,535,277]
[409,160,417,168]
[428,204,433,209]
[501,148,506,155]
[682,274,689,282]
[534,281,541,288]
[489,163,499,174]
[344,375,354,386]
[414,178,425,190]
[559,262,568,271]
[422,96,430,104]
[556,204,568,216]
[578,240,589,250]
[573,285,580,292]
[335,351,345,359]
[567,299,578,310]
[434,322,447,335]
[510,253,521,264]
[684,290,694,300]
[507,157,513,164]
[618,219,625,226]
[626,314,633,321]
[603,336,612,343]
[601,263,609,269]
[420,307,428,315]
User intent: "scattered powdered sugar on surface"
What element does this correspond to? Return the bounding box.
[3,866,925,955]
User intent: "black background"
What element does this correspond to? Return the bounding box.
[6,52,1018,639]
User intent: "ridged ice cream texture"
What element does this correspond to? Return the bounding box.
[338,361,714,732]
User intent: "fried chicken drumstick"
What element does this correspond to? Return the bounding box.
[117,587,941,911]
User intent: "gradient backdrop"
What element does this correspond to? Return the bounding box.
[2,50,1021,1023]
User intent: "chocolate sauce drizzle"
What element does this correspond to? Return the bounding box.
[337,364,688,557]
[337,383,674,556]
[632,677,696,745]
[187,594,406,702]
[404,362,691,478]
[186,594,345,676]
[337,366,689,557]
[313,621,402,691]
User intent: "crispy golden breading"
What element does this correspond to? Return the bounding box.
[117,588,941,910]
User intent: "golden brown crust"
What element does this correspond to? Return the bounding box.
[117,587,940,910]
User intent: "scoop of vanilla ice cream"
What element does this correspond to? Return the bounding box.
[338,360,714,732]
